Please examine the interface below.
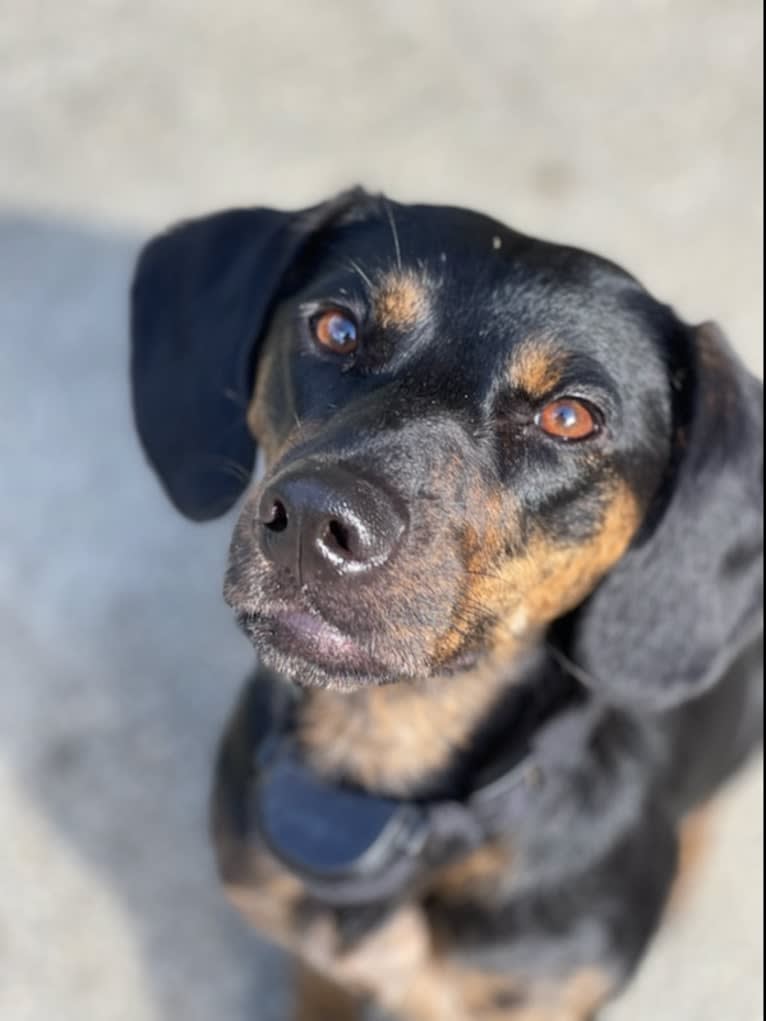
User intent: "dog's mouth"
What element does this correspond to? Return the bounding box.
[237,608,393,684]
[235,606,483,689]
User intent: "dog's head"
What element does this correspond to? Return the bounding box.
[131,190,763,707]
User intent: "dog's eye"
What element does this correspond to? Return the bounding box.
[311,309,359,354]
[536,398,600,441]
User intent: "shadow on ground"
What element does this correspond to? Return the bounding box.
[0,212,290,1020]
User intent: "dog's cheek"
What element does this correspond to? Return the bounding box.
[430,489,520,666]
[462,481,641,652]
[513,482,641,630]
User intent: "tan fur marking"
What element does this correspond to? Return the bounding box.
[668,801,716,914]
[393,959,612,1021]
[430,841,512,899]
[293,964,362,1021]
[221,852,304,949]
[554,969,613,1019]
[296,906,613,1021]
[298,663,516,796]
[301,906,432,1005]
[513,487,638,626]
[508,341,564,398]
[430,482,639,685]
[465,483,640,645]
[375,270,428,330]
[432,490,520,666]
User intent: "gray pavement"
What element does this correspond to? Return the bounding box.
[1,3,762,1019]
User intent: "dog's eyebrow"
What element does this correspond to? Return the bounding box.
[508,342,564,397]
[507,344,620,406]
[374,270,430,331]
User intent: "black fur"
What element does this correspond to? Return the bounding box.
[131,190,763,1017]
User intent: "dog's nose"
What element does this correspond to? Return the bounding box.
[257,465,406,581]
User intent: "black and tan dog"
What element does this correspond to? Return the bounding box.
[131,190,763,1020]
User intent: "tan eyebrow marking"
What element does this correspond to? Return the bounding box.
[375,270,429,331]
[507,340,564,398]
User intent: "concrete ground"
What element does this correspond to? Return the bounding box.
[0,2,762,1019]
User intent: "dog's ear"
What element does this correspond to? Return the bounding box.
[569,322,763,710]
[131,188,370,521]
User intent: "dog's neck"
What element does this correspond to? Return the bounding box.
[295,646,540,799]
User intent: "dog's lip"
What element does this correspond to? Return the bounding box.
[238,607,391,678]
[274,609,363,658]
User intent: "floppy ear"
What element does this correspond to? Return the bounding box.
[130,188,369,521]
[569,322,763,710]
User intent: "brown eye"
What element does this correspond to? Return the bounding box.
[311,309,359,354]
[536,398,600,441]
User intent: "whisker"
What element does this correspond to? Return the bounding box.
[545,641,601,692]
[215,457,253,484]
[383,198,403,271]
[220,387,249,410]
[463,567,504,581]
[192,454,253,485]
[343,257,375,292]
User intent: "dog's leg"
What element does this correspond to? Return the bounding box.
[392,964,612,1021]
[293,963,364,1021]
[292,907,611,1021]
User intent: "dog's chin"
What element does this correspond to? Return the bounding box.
[256,644,396,691]
[236,609,401,690]
[235,609,482,691]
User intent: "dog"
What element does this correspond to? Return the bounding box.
[130,190,763,1020]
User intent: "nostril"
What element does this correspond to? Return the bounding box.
[263,499,289,533]
[326,518,352,555]
[258,467,406,578]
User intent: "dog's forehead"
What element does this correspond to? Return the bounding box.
[307,202,660,386]
[322,201,628,287]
